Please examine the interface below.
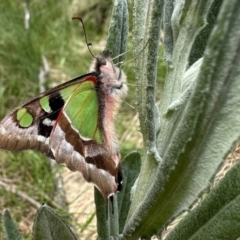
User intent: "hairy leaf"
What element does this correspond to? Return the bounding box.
[166,161,240,240]
[2,209,23,240]
[117,152,141,232]
[123,0,240,238]
[32,205,77,240]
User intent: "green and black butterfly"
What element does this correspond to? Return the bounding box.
[0,51,128,203]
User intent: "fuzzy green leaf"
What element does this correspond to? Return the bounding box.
[105,0,128,63]
[94,188,109,240]
[123,0,240,238]
[32,205,77,240]
[189,0,223,65]
[2,209,24,240]
[163,0,174,63]
[117,152,141,233]
[127,0,163,222]
[159,0,214,146]
[109,195,119,239]
[166,161,240,240]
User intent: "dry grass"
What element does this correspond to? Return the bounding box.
[62,169,97,239]
[214,143,240,185]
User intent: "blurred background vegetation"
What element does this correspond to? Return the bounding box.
[0,0,166,239]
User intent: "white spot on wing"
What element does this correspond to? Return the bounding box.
[42,118,55,127]
[0,127,7,134]
[37,135,46,142]
[37,135,49,145]
[51,148,56,156]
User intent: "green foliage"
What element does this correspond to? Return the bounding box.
[117,152,141,233]
[2,0,240,239]
[166,161,240,239]
[123,0,240,239]
[105,0,128,63]
[32,205,77,240]
[2,209,23,240]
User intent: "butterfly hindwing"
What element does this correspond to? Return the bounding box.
[49,79,120,199]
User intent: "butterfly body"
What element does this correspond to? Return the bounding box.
[0,51,128,202]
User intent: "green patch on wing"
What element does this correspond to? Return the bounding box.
[40,85,80,114]
[40,96,51,113]
[16,108,33,128]
[60,85,79,101]
[63,81,102,144]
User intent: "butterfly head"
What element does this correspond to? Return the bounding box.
[90,51,128,99]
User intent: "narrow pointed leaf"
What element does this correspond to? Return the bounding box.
[117,152,141,232]
[189,0,223,65]
[32,204,77,240]
[128,0,163,220]
[159,0,214,152]
[94,188,109,240]
[2,209,24,240]
[105,0,128,63]
[166,161,240,240]
[109,196,119,239]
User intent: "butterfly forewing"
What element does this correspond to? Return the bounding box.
[62,81,102,143]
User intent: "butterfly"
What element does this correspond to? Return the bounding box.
[0,50,128,203]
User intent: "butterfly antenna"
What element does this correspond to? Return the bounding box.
[119,39,150,68]
[112,48,132,62]
[123,100,135,109]
[72,15,97,60]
